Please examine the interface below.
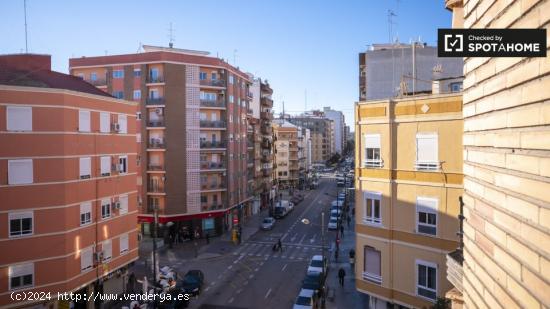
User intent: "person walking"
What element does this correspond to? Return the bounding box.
[338,267,346,287]
[347,215,351,228]
[205,233,210,244]
[340,224,344,237]
[277,238,283,252]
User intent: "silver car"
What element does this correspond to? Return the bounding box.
[261,217,276,230]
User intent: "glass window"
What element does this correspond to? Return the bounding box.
[417,261,437,300]
[133,69,141,77]
[113,70,124,78]
[363,246,381,284]
[364,134,381,167]
[417,197,438,235]
[79,157,91,179]
[9,263,34,290]
[90,72,97,81]
[118,156,128,174]
[364,192,381,225]
[133,90,141,100]
[101,199,111,219]
[199,72,207,80]
[80,202,92,225]
[9,212,33,237]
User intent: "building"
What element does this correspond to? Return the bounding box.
[354,87,463,307]
[358,43,463,101]
[258,80,275,208]
[324,107,345,155]
[444,1,550,308]
[273,120,300,187]
[288,112,335,164]
[69,45,254,240]
[0,54,139,308]
[297,126,311,188]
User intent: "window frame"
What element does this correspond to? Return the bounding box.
[416,197,438,236]
[8,263,34,291]
[112,70,124,79]
[119,194,128,214]
[362,246,382,285]
[9,211,33,238]
[102,239,112,262]
[363,191,382,226]
[100,112,110,133]
[416,259,438,301]
[79,110,91,132]
[79,157,91,179]
[415,133,439,171]
[7,106,32,132]
[133,90,141,100]
[80,202,92,226]
[364,134,382,167]
[101,199,111,219]
[120,233,129,254]
[118,155,128,174]
[80,247,93,273]
[8,159,33,185]
[118,114,128,134]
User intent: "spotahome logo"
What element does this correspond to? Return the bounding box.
[438,29,546,57]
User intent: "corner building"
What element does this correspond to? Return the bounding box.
[355,92,463,308]
[70,45,254,239]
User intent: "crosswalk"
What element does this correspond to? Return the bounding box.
[232,241,325,261]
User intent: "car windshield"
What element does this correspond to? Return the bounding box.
[295,296,312,306]
[183,275,199,285]
[263,218,272,224]
[311,260,324,267]
[330,219,338,223]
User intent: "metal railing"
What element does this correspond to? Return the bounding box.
[148,139,165,148]
[200,141,226,148]
[200,100,226,108]
[147,119,165,127]
[147,165,164,171]
[146,97,165,105]
[146,76,165,83]
[200,161,226,169]
[200,120,226,128]
[147,183,165,193]
[200,79,226,87]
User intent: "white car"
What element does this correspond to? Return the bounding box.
[307,255,327,276]
[292,288,316,309]
[328,217,338,230]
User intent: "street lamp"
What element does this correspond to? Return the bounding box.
[300,213,327,273]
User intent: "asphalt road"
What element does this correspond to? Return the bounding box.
[191,176,340,309]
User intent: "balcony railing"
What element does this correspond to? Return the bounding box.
[147,182,165,193]
[200,141,226,148]
[261,97,273,107]
[260,112,273,120]
[261,126,272,135]
[147,119,165,127]
[146,76,165,83]
[89,78,107,86]
[147,165,164,171]
[200,120,226,128]
[262,170,271,177]
[200,182,226,190]
[148,139,165,148]
[447,249,464,293]
[200,79,226,87]
[200,161,226,169]
[200,99,226,108]
[146,97,165,105]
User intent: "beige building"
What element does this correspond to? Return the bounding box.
[444,1,550,308]
[289,112,335,164]
[273,120,300,187]
[355,91,463,308]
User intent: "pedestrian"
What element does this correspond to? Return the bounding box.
[340,224,344,237]
[338,267,346,287]
[277,238,283,252]
[347,215,351,228]
[334,249,339,262]
[206,232,210,244]
[351,207,355,217]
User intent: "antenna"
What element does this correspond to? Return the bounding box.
[168,22,175,48]
[23,0,28,53]
[387,10,397,43]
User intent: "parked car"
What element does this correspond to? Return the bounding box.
[180,270,204,296]
[261,217,276,230]
[292,288,318,309]
[307,255,328,276]
[301,272,325,295]
[274,206,288,219]
[331,200,343,208]
[327,217,339,230]
[310,181,319,189]
[336,179,345,187]
[330,209,342,219]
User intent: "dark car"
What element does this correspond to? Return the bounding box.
[301,272,325,294]
[274,206,287,219]
[180,270,204,296]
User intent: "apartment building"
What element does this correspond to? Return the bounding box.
[0,54,139,308]
[288,113,335,164]
[258,80,275,206]
[273,120,300,187]
[354,89,463,308]
[69,45,254,239]
[444,1,550,308]
[323,107,345,155]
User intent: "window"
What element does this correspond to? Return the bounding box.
[119,194,128,214]
[417,260,437,301]
[201,195,207,203]
[80,247,93,272]
[120,234,129,254]
[90,72,97,81]
[113,70,124,78]
[8,159,33,185]
[364,134,381,167]
[80,157,91,179]
[133,69,141,77]
[417,197,438,236]
[200,113,207,121]
[363,246,381,284]
[229,75,234,84]
[199,72,207,80]
[9,212,33,237]
[101,199,111,219]
[118,114,128,134]
[118,156,128,174]
[211,72,217,80]
[100,112,110,133]
[136,133,141,143]
[149,68,159,81]
[9,263,33,290]
[364,191,381,225]
[7,106,32,131]
[79,110,90,132]
[450,82,463,92]
[100,156,111,176]
[80,202,92,225]
[229,95,234,103]
[133,90,141,100]
[149,89,159,99]
[113,91,124,99]
[102,240,112,262]
[416,133,438,170]
[137,112,142,120]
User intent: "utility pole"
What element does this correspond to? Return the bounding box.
[152,205,159,308]
[23,0,28,53]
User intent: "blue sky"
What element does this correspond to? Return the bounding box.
[0,0,452,124]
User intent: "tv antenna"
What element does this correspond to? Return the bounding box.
[23,0,29,53]
[387,10,397,43]
[168,22,175,48]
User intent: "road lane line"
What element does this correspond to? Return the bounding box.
[299,234,306,244]
[282,263,288,271]
[236,288,243,294]
[228,297,234,303]
[265,288,272,299]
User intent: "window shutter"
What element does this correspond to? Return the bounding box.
[80,157,91,178]
[119,195,128,214]
[100,156,111,175]
[118,114,127,134]
[100,112,110,133]
[8,159,33,185]
[416,134,438,162]
[9,263,34,278]
[79,110,91,132]
[7,106,32,131]
[365,247,381,276]
[417,197,438,211]
[81,247,93,271]
[120,234,129,253]
[80,202,91,216]
[364,134,380,148]
[102,240,112,260]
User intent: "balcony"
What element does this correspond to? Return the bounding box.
[260,112,273,120]
[200,182,226,191]
[146,97,165,105]
[200,141,226,149]
[261,125,272,135]
[147,164,164,171]
[201,203,223,211]
[89,78,107,87]
[447,249,464,293]
[262,169,271,177]
[147,182,165,193]
[247,92,253,99]
[200,99,226,108]
[148,139,165,149]
[200,161,226,170]
[200,120,226,128]
[147,119,165,127]
[261,97,273,107]
[200,79,225,87]
[146,76,165,84]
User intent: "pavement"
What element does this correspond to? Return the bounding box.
[124,175,366,309]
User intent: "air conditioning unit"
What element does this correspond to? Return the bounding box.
[94,251,104,264]
[155,108,163,115]
[111,201,121,210]
[112,123,120,132]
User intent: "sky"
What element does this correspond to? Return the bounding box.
[0,0,452,124]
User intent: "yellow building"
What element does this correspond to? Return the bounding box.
[444,1,550,308]
[354,91,463,308]
[273,120,300,187]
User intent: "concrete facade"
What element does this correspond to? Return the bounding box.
[288,113,335,164]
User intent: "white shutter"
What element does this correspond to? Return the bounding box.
[100,112,110,133]
[136,133,141,143]
[100,156,111,175]
[80,202,91,216]
[80,247,93,271]
[8,159,33,185]
[79,157,91,178]
[9,263,34,278]
[211,113,217,121]
[416,134,438,162]
[417,197,438,211]
[7,106,32,131]
[119,195,128,214]
[79,110,91,132]
[365,247,381,276]
[102,240,112,261]
[118,114,127,134]
[120,234,129,254]
[365,134,381,148]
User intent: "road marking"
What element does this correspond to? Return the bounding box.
[228,265,233,270]
[204,287,210,292]
[243,280,249,285]
[249,274,254,279]
[299,234,306,244]
[236,288,243,294]
[210,281,216,286]
[228,297,234,304]
[255,267,259,271]
[265,288,272,299]
[282,264,288,271]
[282,255,287,258]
